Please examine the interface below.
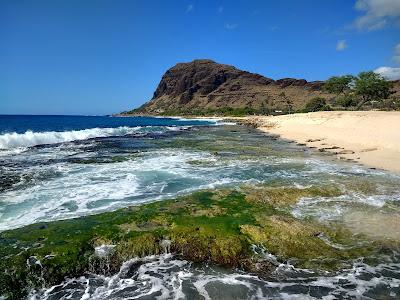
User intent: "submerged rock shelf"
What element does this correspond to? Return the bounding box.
[1,122,400,299]
[1,186,396,299]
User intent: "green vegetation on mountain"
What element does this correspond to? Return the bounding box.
[123,60,400,116]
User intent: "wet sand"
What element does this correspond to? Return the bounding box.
[243,111,400,174]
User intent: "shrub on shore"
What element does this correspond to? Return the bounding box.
[323,71,394,110]
[303,97,331,112]
[336,93,358,108]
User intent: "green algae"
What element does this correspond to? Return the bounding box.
[242,184,342,207]
[0,186,394,299]
[153,125,297,160]
[68,155,135,164]
[240,215,375,270]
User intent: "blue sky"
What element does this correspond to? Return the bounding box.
[1,0,399,115]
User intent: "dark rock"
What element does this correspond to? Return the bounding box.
[275,78,307,88]
[132,59,334,114]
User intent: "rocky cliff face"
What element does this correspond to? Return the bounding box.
[132,60,400,114]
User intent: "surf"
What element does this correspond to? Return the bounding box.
[0,127,141,149]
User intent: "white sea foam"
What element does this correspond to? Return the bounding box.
[30,254,400,299]
[2,123,399,299]
[168,116,220,122]
[291,190,400,223]
[2,145,399,232]
[0,126,144,149]
[168,116,236,125]
[94,244,116,258]
[0,149,253,231]
[0,147,29,156]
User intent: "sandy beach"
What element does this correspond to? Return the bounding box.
[244,111,400,174]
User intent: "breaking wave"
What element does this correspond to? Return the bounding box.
[0,126,145,149]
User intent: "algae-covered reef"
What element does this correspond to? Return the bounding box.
[0,186,394,299]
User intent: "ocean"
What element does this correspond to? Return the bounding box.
[0,115,399,299]
[0,115,218,230]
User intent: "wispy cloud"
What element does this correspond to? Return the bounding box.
[393,43,400,63]
[186,4,194,13]
[218,6,224,13]
[224,23,239,30]
[336,40,347,51]
[353,0,400,31]
[374,66,400,80]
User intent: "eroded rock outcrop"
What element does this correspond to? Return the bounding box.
[133,59,331,114]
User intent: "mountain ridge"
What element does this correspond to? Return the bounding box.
[128,59,400,115]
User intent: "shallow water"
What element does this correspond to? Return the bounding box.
[2,120,399,232]
[30,253,400,300]
[1,116,400,299]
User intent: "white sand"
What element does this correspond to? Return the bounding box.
[245,111,400,174]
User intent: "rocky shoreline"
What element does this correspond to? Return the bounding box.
[1,185,397,298]
[1,120,400,299]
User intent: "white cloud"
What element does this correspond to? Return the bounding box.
[186,4,194,13]
[354,0,400,31]
[224,23,238,30]
[374,66,400,80]
[218,6,224,13]
[393,43,400,63]
[336,40,347,51]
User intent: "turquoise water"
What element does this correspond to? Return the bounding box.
[0,116,216,230]
[1,116,400,299]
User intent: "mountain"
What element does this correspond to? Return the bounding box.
[128,59,400,115]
